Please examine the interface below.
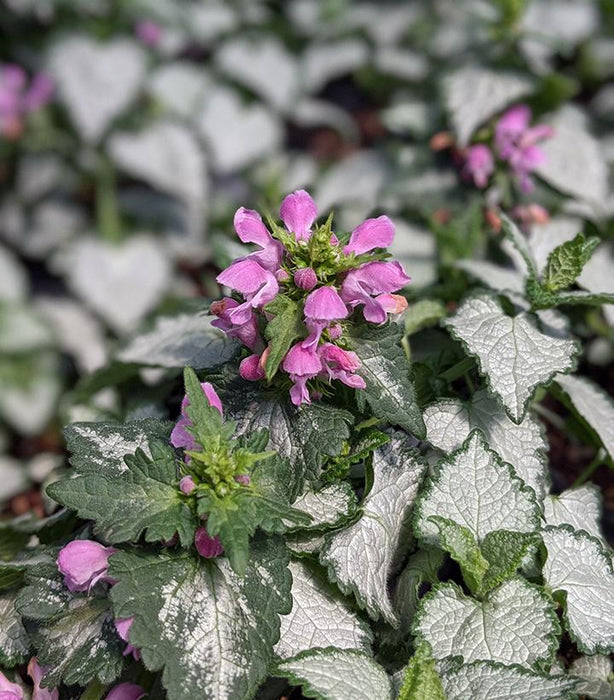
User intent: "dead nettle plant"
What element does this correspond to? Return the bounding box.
[1,192,614,700]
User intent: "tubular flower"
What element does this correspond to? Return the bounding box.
[213,190,411,405]
[105,683,146,700]
[463,144,494,189]
[0,64,53,138]
[0,671,23,700]
[56,540,117,593]
[114,617,141,661]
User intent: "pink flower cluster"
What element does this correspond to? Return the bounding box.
[212,190,411,406]
[0,64,53,139]
[463,104,554,193]
[0,659,58,700]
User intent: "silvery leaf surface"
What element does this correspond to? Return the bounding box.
[116,313,239,370]
[288,483,358,531]
[445,293,580,422]
[543,485,603,542]
[0,591,28,666]
[275,648,393,700]
[441,661,578,700]
[320,433,427,624]
[413,579,559,668]
[556,373,614,462]
[0,246,27,302]
[49,36,145,143]
[542,526,614,654]
[578,242,614,325]
[455,259,526,297]
[110,538,291,700]
[423,389,549,500]
[442,67,533,145]
[570,654,614,700]
[415,431,539,545]
[274,560,372,660]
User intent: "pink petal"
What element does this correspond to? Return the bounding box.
[289,376,311,406]
[104,683,146,700]
[280,190,317,242]
[217,259,271,296]
[376,293,408,315]
[304,286,348,321]
[194,527,224,558]
[282,343,323,377]
[57,541,116,593]
[343,215,395,256]
[0,670,23,700]
[239,354,266,381]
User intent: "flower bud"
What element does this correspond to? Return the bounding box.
[275,268,290,282]
[105,683,146,700]
[179,475,196,495]
[328,323,343,340]
[57,540,117,593]
[239,354,266,381]
[234,474,251,485]
[294,267,317,290]
[195,527,224,558]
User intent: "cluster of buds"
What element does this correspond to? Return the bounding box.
[211,190,411,406]
[0,64,53,140]
[463,104,554,193]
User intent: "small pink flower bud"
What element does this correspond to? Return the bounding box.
[275,268,290,282]
[294,267,317,290]
[179,475,196,495]
[195,527,224,558]
[57,540,117,593]
[328,323,343,340]
[240,354,266,381]
[330,234,339,246]
[234,474,251,485]
[105,683,146,700]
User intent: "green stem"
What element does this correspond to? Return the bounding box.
[440,357,475,383]
[96,154,122,243]
[572,448,605,488]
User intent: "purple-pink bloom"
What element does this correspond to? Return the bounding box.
[234,474,251,485]
[302,286,349,349]
[463,145,494,189]
[105,683,146,700]
[343,215,395,256]
[179,475,196,495]
[294,267,317,290]
[57,540,117,593]
[0,64,53,137]
[27,658,58,700]
[216,259,279,326]
[280,190,317,242]
[340,261,410,324]
[135,19,163,47]
[22,73,53,112]
[234,207,283,273]
[210,298,262,352]
[239,353,266,381]
[170,382,222,452]
[114,618,141,661]
[282,343,323,406]
[195,526,224,558]
[0,671,23,700]
[318,343,366,389]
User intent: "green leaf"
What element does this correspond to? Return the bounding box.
[197,486,310,575]
[109,537,292,700]
[428,517,489,594]
[542,232,599,293]
[0,511,77,562]
[264,295,304,380]
[275,648,393,700]
[480,530,535,593]
[183,366,226,447]
[0,590,29,667]
[349,323,426,438]
[398,642,445,700]
[16,553,124,687]
[404,299,446,336]
[48,440,198,546]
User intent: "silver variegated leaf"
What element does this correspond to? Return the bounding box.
[274,560,372,660]
[276,648,393,700]
[0,592,28,666]
[578,242,614,326]
[414,579,559,668]
[415,431,539,546]
[423,389,548,500]
[320,433,426,624]
[570,654,613,700]
[445,293,580,422]
[542,526,614,654]
[556,373,614,462]
[288,483,357,531]
[441,661,578,700]
[543,485,603,542]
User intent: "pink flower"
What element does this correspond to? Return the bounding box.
[0,671,23,700]
[114,618,141,661]
[234,207,283,273]
[340,261,410,323]
[170,382,222,453]
[135,20,163,47]
[210,298,262,352]
[343,216,395,256]
[239,353,266,381]
[27,658,58,700]
[282,343,323,406]
[22,73,53,112]
[294,267,317,290]
[195,527,224,558]
[216,259,279,326]
[0,64,53,137]
[105,683,146,700]
[179,475,196,495]
[302,286,348,349]
[57,540,117,593]
[463,145,494,189]
[495,105,554,193]
[234,474,251,485]
[280,190,318,242]
[318,343,366,390]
